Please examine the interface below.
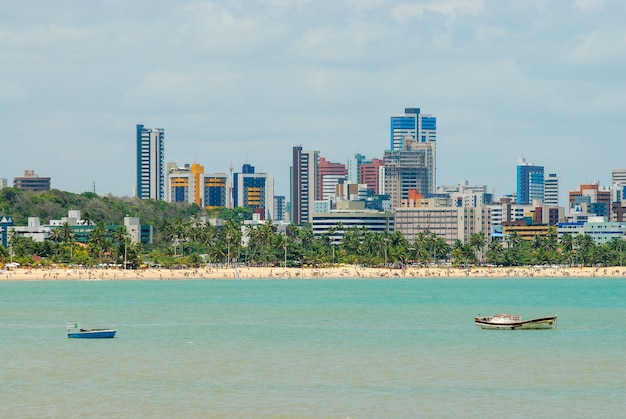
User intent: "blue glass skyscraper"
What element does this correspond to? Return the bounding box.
[516,158,544,205]
[390,107,436,151]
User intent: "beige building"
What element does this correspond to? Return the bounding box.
[13,170,51,192]
[394,199,491,245]
[383,137,435,209]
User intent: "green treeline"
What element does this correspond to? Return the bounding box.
[0,187,204,226]
[1,188,626,269]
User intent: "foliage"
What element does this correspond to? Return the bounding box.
[0,187,202,227]
[2,188,626,269]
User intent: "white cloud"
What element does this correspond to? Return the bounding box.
[390,0,485,24]
[567,29,626,65]
[0,0,624,201]
[573,0,605,13]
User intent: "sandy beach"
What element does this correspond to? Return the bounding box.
[2,265,626,281]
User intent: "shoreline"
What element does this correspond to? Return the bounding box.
[2,265,626,281]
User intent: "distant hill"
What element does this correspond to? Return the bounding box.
[0,187,203,226]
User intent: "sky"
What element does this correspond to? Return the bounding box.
[1,0,625,206]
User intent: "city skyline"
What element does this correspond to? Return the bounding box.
[1,1,624,205]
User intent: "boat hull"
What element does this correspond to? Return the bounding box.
[475,316,557,330]
[68,330,116,338]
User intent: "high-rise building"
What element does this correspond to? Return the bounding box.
[359,158,384,195]
[610,170,626,221]
[13,170,51,192]
[317,157,347,200]
[273,196,286,221]
[568,183,611,217]
[544,173,559,206]
[136,124,165,200]
[516,158,544,205]
[347,154,384,195]
[347,153,368,183]
[167,163,191,203]
[204,173,228,209]
[612,169,626,187]
[383,137,435,208]
[166,163,205,206]
[390,107,436,151]
[291,146,319,226]
[233,164,275,220]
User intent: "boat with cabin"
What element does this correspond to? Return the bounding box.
[67,322,116,338]
[474,314,557,330]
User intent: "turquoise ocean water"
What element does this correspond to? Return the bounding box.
[1,277,624,418]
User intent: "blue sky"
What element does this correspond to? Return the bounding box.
[1,0,624,205]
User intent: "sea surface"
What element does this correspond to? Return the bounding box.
[1,277,624,418]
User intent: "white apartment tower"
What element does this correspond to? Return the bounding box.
[136,124,165,200]
[544,173,559,206]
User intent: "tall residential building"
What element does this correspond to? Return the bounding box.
[291,146,319,226]
[359,158,384,195]
[136,124,165,200]
[273,196,286,221]
[390,107,437,151]
[612,169,626,187]
[347,154,384,195]
[167,163,191,203]
[516,158,544,205]
[166,163,205,206]
[437,180,492,207]
[204,173,228,209]
[317,157,347,200]
[544,173,559,206]
[233,164,275,220]
[383,137,435,208]
[568,183,611,217]
[347,153,368,183]
[13,170,51,192]
[611,169,626,221]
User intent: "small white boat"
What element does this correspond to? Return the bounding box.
[474,314,557,330]
[67,322,116,338]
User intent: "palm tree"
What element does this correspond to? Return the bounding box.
[172,218,191,256]
[469,232,486,265]
[607,238,626,266]
[59,222,74,245]
[433,236,450,264]
[486,239,505,265]
[113,226,131,268]
[48,227,64,244]
[222,221,241,266]
[80,211,94,226]
[506,231,522,250]
[388,230,409,266]
[545,226,559,252]
[413,231,431,264]
[87,222,111,265]
[451,239,474,267]
[574,233,595,266]
[199,222,218,255]
[275,232,289,268]
[560,233,575,266]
